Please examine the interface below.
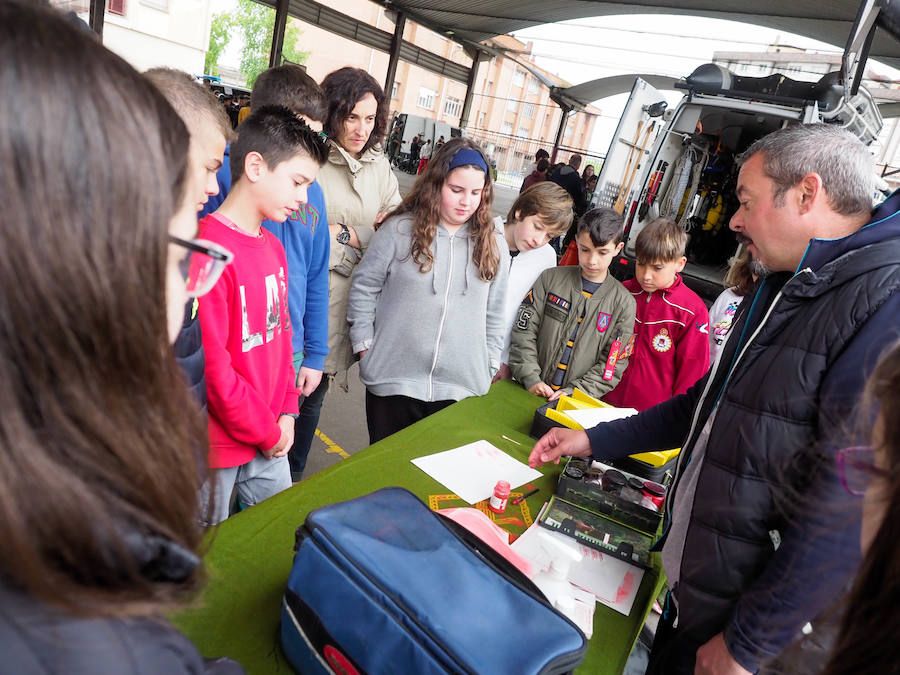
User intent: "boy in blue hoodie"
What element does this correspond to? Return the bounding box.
[202,64,330,482]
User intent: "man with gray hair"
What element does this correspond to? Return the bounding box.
[529,124,900,674]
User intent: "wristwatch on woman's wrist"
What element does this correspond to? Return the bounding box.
[337,223,351,245]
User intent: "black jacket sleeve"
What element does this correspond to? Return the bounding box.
[586,370,709,461]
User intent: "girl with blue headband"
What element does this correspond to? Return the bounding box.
[348,137,510,442]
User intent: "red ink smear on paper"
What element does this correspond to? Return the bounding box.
[616,571,636,603]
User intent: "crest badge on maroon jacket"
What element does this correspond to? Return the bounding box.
[596,312,611,333]
[651,327,673,353]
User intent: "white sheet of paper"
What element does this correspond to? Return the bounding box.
[562,406,638,429]
[410,440,542,504]
[511,510,645,616]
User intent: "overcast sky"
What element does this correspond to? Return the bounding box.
[512,13,900,153]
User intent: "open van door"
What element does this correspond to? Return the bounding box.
[590,78,666,218]
[843,0,881,99]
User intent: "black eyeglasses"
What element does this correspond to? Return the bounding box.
[169,236,234,298]
[836,446,889,497]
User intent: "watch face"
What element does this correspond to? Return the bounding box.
[337,231,351,244]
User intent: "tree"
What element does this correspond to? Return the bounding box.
[233,0,309,88]
[205,11,234,77]
[205,0,309,87]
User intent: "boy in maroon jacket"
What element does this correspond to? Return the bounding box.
[604,218,710,410]
[198,106,328,524]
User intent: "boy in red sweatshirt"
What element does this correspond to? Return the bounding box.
[604,218,710,411]
[198,106,329,524]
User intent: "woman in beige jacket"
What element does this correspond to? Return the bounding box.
[318,67,401,394]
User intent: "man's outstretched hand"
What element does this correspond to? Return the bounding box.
[528,427,592,467]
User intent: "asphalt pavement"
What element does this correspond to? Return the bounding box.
[300,167,521,480]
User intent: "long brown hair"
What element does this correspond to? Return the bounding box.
[388,137,500,281]
[723,247,756,297]
[822,340,900,675]
[0,2,206,617]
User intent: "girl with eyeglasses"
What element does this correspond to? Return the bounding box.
[0,3,238,672]
[823,341,900,674]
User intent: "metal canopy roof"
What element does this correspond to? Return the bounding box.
[377,0,900,71]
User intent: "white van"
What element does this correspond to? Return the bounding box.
[592,62,884,301]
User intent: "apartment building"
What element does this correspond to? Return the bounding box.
[283,0,600,178]
[53,0,212,74]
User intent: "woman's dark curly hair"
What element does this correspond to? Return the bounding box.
[320,67,389,155]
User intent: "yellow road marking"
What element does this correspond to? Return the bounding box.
[314,428,350,459]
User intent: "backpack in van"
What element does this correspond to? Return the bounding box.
[280,487,587,675]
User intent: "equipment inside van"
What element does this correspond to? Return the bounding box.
[591,63,884,301]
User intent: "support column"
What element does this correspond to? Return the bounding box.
[383,11,406,98]
[268,0,290,68]
[89,0,106,39]
[551,104,572,163]
[458,50,483,130]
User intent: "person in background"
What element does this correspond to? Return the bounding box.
[581,164,595,188]
[417,138,433,175]
[509,208,636,401]
[530,124,900,674]
[202,64,332,483]
[524,148,550,176]
[822,340,900,675]
[387,123,402,165]
[0,3,240,671]
[583,174,598,206]
[707,246,759,362]
[347,138,508,443]
[197,108,328,524]
[317,67,402,396]
[409,131,423,169]
[494,182,573,381]
[145,68,233,414]
[435,135,446,154]
[237,95,251,125]
[603,217,710,411]
[549,153,588,218]
[520,157,550,193]
[222,94,239,128]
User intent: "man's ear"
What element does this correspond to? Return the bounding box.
[796,172,823,214]
[243,151,267,183]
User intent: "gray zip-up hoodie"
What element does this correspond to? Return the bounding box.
[347,212,509,402]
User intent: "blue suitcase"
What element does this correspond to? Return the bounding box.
[280,487,587,674]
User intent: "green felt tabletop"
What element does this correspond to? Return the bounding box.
[172,379,665,674]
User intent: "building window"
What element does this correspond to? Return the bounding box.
[518,125,529,138]
[391,81,400,99]
[564,125,572,137]
[522,102,535,119]
[108,0,126,15]
[444,96,462,118]
[506,98,518,112]
[501,121,513,135]
[478,111,487,127]
[528,76,540,94]
[417,88,436,111]
[513,69,525,87]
